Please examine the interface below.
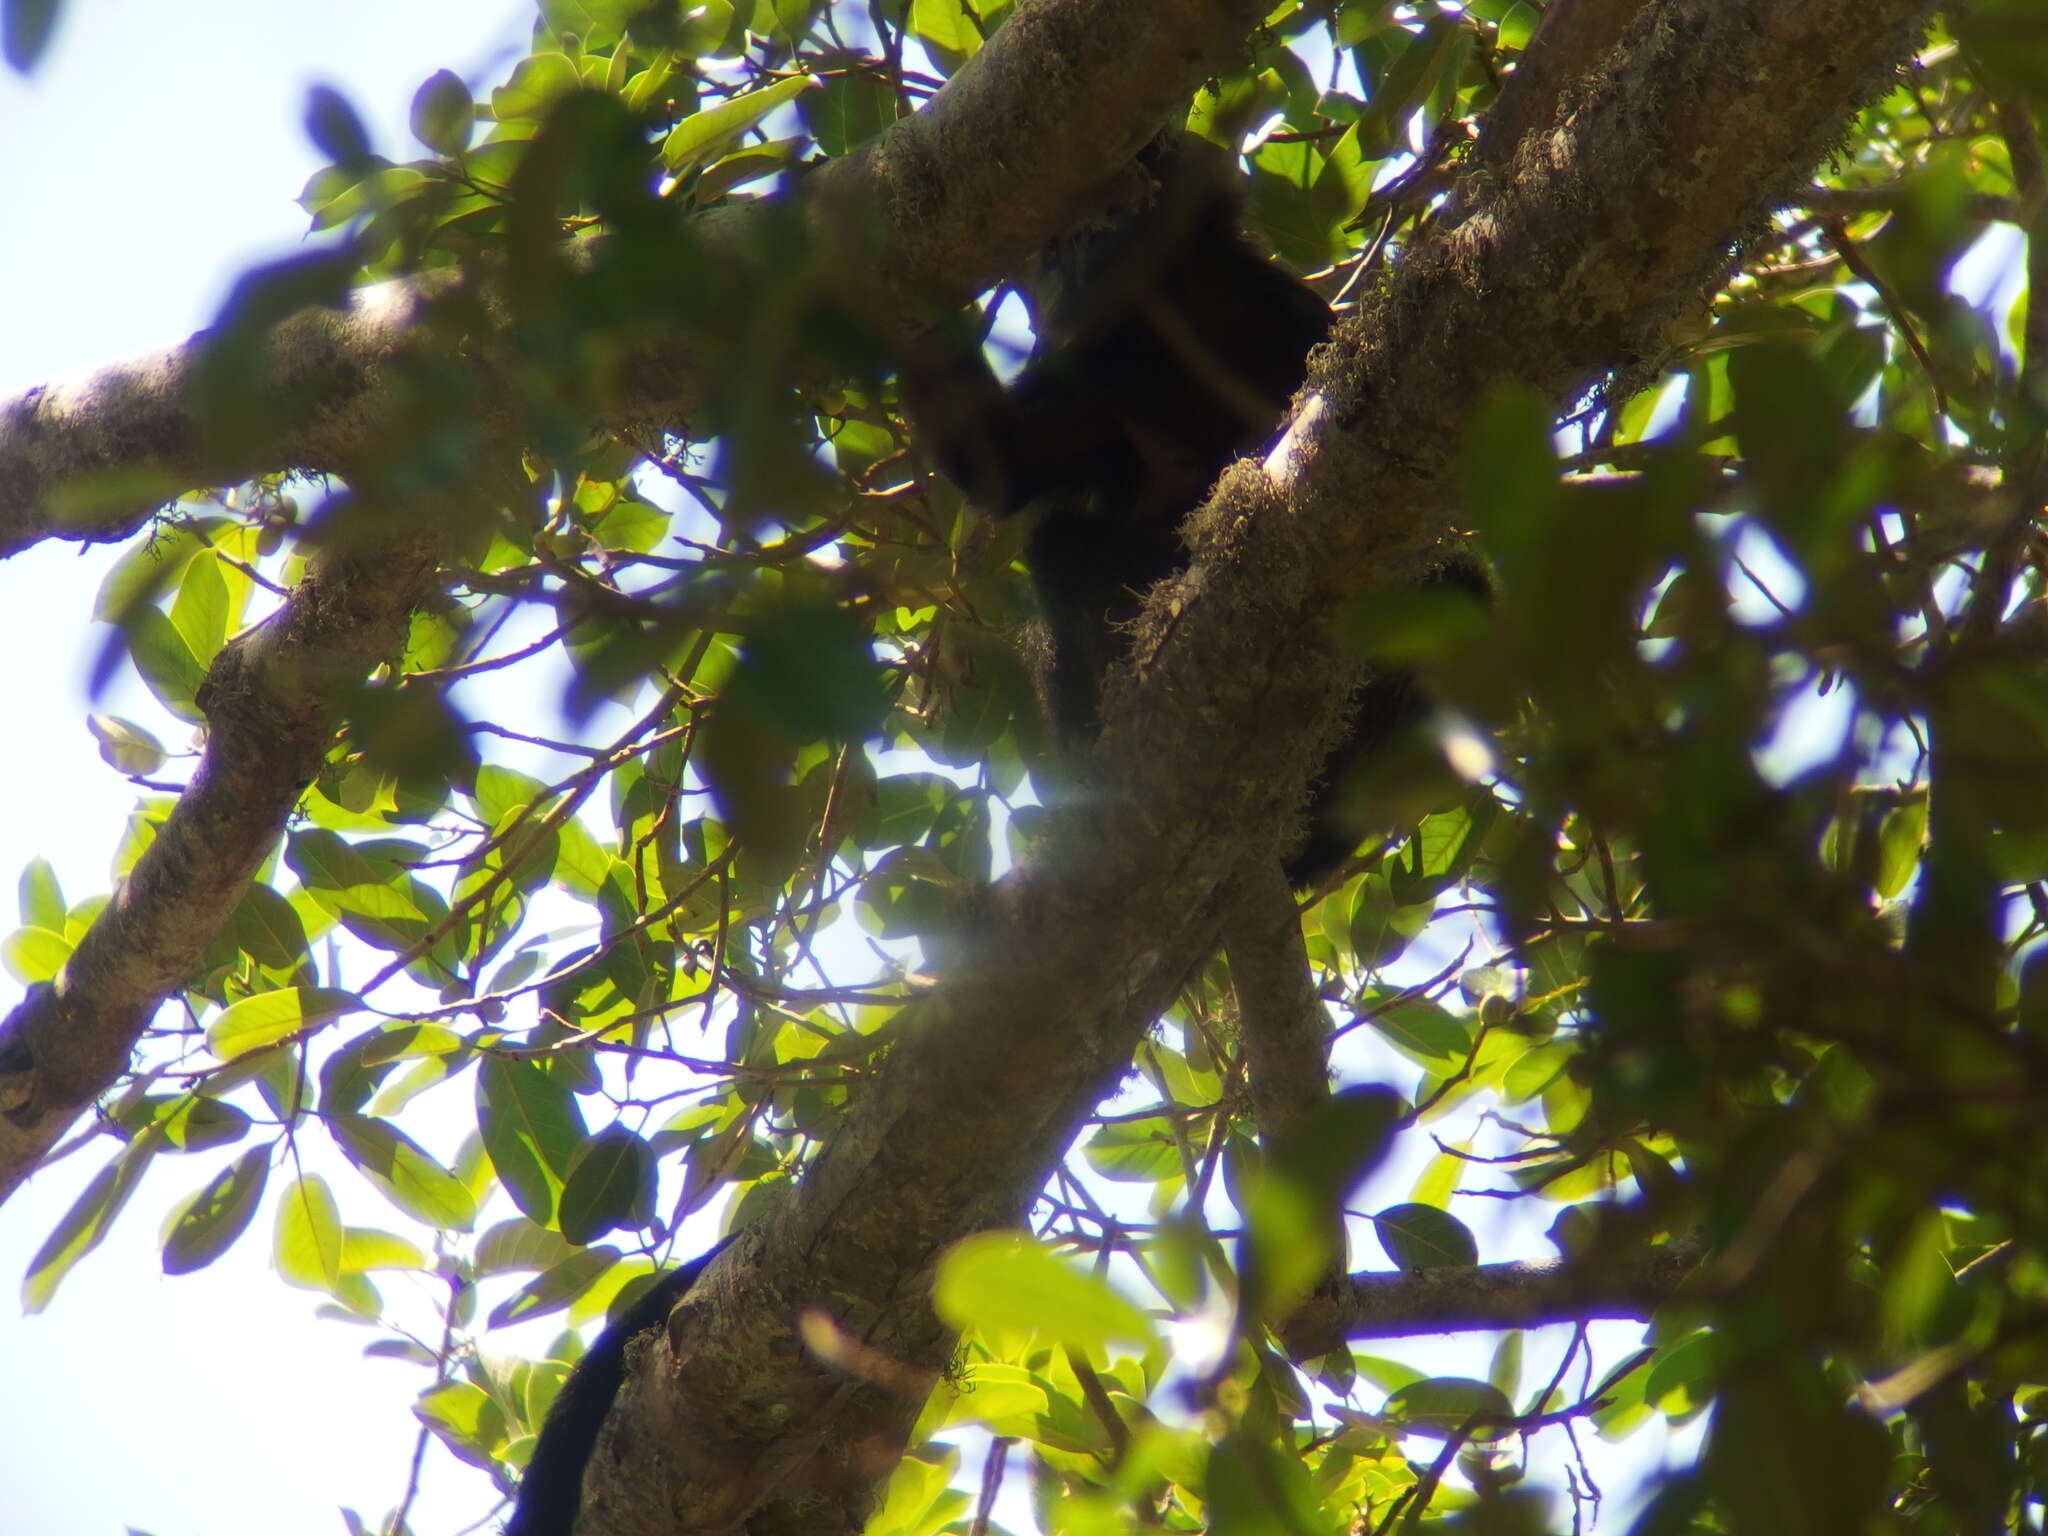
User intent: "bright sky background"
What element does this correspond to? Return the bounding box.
[0,6,532,1534]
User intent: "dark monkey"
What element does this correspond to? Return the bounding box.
[907,137,1482,885]
[503,143,1478,1536]
[505,1236,734,1536]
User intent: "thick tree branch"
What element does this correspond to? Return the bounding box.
[0,285,437,558]
[0,0,1273,560]
[601,4,1935,1535]
[0,511,446,1197]
[0,0,1283,1196]
[0,0,1937,1528]
[1474,0,1652,172]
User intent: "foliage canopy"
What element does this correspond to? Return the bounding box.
[9,1,2048,1534]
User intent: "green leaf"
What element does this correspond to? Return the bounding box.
[1206,1430,1334,1536]
[415,1379,509,1469]
[539,0,637,50]
[1459,382,1561,580]
[659,74,817,173]
[161,1146,271,1275]
[551,815,614,899]
[168,550,230,665]
[86,713,167,777]
[230,881,314,973]
[1644,1329,1720,1417]
[491,51,582,125]
[1500,1039,1573,1103]
[1082,1118,1183,1182]
[123,604,206,721]
[930,1360,1054,1437]
[275,1173,347,1293]
[477,1055,589,1225]
[1383,1376,1515,1439]
[1876,795,1927,900]
[1879,1210,1953,1352]
[472,764,548,828]
[285,828,435,951]
[304,83,373,166]
[1728,339,1856,561]
[94,520,217,623]
[798,70,896,157]
[327,1112,479,1230]
[17,856,63,930]
[1366,996,1471,1068]
[475,1216,579,1276]
[907,0,982,64]
[340,1227,429,1272]
[933,1232,1153,1353]
[23,1131,162,1310]
[1490,1331,1525,1400]
[1372,1203,1479,1270]
[557,1126,654,1244]
[1496,1,1538,49]
[154,1094,252,1152]
[488,1246,620,1328]
[3,0,61,73]
[208,986,361,1061]
[863,1448,967,1536]
[346,682,477,803]
[303,162,426,232]
[588,494,671,554]
[2,924,71,984]
[411,68,475,155]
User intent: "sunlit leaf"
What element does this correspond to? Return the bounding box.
[208,987,362,1061]
[274,1173,347,1294]
[86,713,167,777]
[933,1232,1153,1353]
[161,1146,271,1275]
[327,1112,478,1230]
[658,74,816,173]
[1372,1203,1479,1271]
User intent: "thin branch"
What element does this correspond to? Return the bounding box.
[1279,1236,1708,1360]
[1223,861,1332,1144]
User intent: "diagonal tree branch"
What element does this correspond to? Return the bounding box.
[0,0,1277,560]
[0,0,1287,1198]
[598,4,1937,1534]
[0,512,446,1196]
[0,0,1938,1530]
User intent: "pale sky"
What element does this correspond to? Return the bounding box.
[0,7,533,1534]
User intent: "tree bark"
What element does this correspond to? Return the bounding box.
[597,4,1936,1533]
[0,0,1938,1529]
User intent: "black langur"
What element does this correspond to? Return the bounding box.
[905,136,1480,886]
[505,1236,734,1536]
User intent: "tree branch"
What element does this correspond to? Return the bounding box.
[601,3,1935,1533]
[0,508,447,1196]
[0,0,1937,1529]
[1224,863,1332,1144]
[0,0,1276,559]
[0,0,1287,1196]
[1280,1237,1709,1361]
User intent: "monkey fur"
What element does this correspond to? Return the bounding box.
[503,143,1477,1536]
[505,1236,734,1536]
[905,137,1482,886]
